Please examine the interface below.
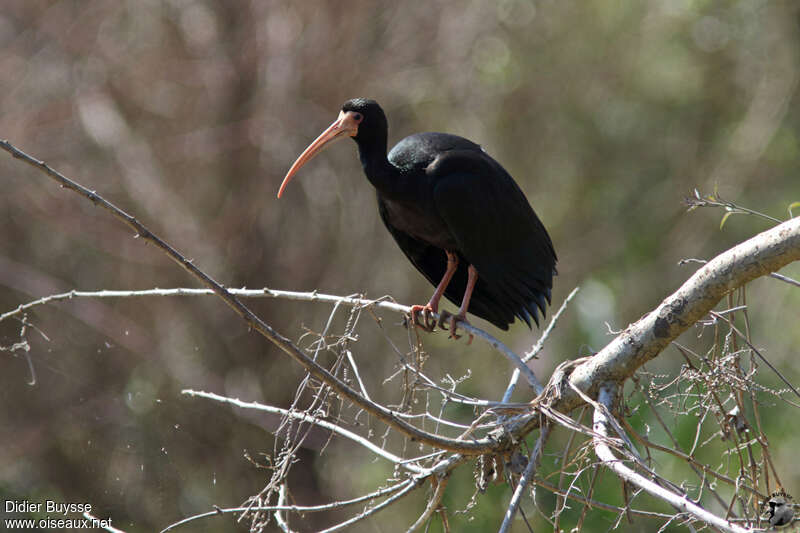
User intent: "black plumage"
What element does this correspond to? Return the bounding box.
[279,98,556,333]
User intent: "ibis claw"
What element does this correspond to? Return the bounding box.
[437,311,474,345]
[410,304,437,332]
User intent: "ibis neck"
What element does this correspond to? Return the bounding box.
[354,139,408,200]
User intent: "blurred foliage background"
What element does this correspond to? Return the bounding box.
[1,1,799,531]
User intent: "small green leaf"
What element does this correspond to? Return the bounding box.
[789,201,800,218]
[720,211,733,230]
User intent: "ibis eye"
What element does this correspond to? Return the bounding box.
[353,113,363,121]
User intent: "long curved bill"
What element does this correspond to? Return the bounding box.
[277,111,361,198]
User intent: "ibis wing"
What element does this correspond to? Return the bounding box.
[377,195,518,329]
[429,150,556,328]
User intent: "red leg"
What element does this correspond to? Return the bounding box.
[411,251,458,331]
[438,264,477,344]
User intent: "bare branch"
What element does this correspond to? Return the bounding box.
[405,477,448,532]
[0,286,540,390]
[680,257,800,289]
[182,389,428,474]
[532,477,675,520]
[592,384,750,533]
[502,286,579,402]
[317,479,420,533]
[160,482,411,533]
[498,423,551,533]
[769,271,800,288]
[274,485,292,533]
[622,391,765,500]
[708,310,800,400]
[517,216,800,435]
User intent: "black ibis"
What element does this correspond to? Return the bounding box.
[278,98,556,341]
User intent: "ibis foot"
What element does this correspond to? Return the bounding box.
[410,304,437,332]
[437,310,474,345]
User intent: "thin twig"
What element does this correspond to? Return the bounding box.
[182,389,427,474]
[405,476,449,532]
[0,286,541,389]
[592,384,750,533]
[553,406,587,530]
[159,481,414,533]
[769,272,800,288]
[542,477,673,519]
[620,417,765,500]
[630,374,750,511]
[685,190,783,224]
[680,258,800,288]
[498,423,551,533]
[502,286,579,402]
[317,478,420,533]
[708,310,800,401]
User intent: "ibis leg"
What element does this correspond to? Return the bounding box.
[438,264,477,344]
[411,251,458,331]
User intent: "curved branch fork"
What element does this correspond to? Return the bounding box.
[524,217,800,428]
[593,384,750,533]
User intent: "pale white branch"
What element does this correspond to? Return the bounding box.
[1,286,541,390]
[502,286,579,402]
[182,389,426,474]
[317,478,420,533]
[592,384,751,533]
[498,423,551,533]
[160,481,416,533]
[514,216,800,436]
[570,216,800,401]
[405,476,448,532]
[274,484,293,533]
